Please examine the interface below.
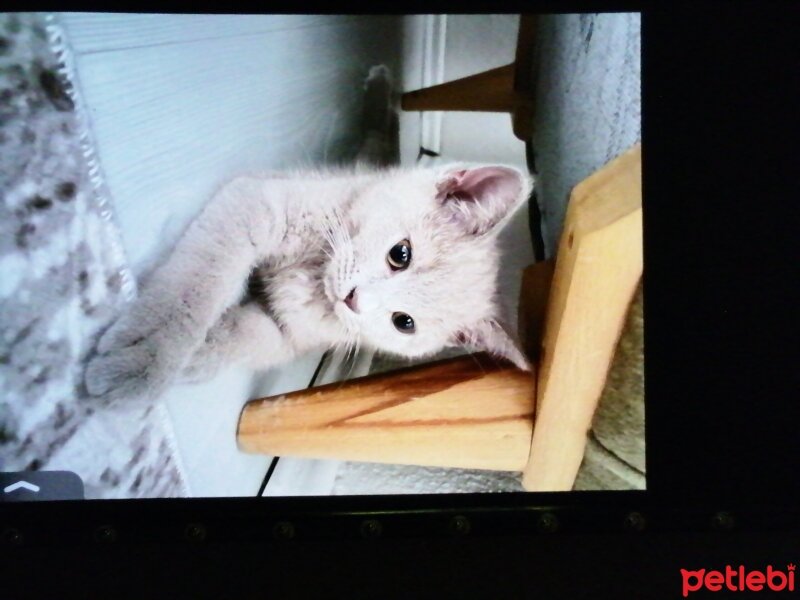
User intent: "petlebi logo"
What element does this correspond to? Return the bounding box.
[681,564,795,596]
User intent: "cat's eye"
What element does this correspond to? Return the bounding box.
[392,312,415,334]
[387,239,412,271]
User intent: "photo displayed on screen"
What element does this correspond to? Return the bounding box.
[0,13,643,500]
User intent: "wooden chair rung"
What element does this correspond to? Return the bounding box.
[400,15,538,141]
[238,352,536,472]
[401,64,521,113]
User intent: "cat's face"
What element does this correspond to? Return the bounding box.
[323,165,533,370]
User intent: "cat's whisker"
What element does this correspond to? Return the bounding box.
[340,236,354,283]
[335,213,356,283]
[331,333,359,390]
[321,237,334,259]
[462,344,488,374]
[343,342,360,381]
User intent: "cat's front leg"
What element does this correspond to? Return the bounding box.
[179,303,295,383]
[85,177,288,402]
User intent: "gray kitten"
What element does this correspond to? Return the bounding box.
[85,163,533,403]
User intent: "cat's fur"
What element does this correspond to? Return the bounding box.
[85,163,533,403]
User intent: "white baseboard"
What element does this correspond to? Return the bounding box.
[419,14,447,157]
[399,14,447,164]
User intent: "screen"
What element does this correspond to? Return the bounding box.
[0,12,643,501]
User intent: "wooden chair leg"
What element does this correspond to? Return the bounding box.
[238,353,536,471]
[510,104,534,142]
[518,259,555,361]
[521,144,643,492]
[511,14,538,141]
[401,64,518,113]
[401,63,534,141]
[401,15,538,141]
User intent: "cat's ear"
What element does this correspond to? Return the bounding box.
[451,319,531,371]
[436,166,531,236]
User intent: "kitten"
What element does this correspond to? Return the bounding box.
[85,164,534,403]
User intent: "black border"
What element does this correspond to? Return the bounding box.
[642,2,800,506]
[2,2,800,587]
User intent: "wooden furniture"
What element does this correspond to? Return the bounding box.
[237,144,643,492]
[522,144,643,491]
[401,14,538,141]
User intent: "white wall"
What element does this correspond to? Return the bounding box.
[61,14,404,271]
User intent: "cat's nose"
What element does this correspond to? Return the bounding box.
[344,287,358,313]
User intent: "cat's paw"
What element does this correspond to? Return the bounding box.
[361,64,395,131]
[85,335,173,403]
[96,310,155,355]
